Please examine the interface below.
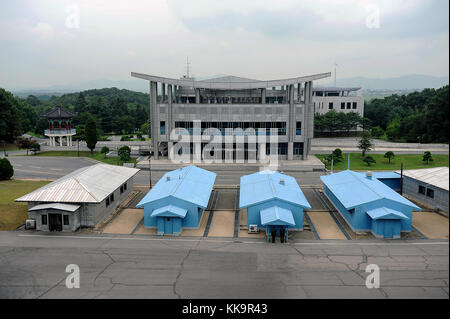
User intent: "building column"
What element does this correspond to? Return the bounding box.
[59,136,62,147]
[288,84,295,160]
[297,83,302,102]
[150,81,159,160]
[261,88,266,104]
[303,81,313,160]
[168,84,173,141]
[161,83,165,103]
[195,88,200,104]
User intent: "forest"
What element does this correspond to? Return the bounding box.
[0,88,149,142]
[364,85,449,143]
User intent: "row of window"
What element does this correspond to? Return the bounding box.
[418,185,434,199]
[41,214,69,225]
[169,121,292,136]
[174,142,304,156]
[315,102,358,110]
[106,182,128,207]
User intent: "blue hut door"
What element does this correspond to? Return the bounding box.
[164,217,173,234]
[384,220,394,238]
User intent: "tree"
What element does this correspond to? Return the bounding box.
[0,158,14,180]
[30,143,40,154]
[0,88,21,142]
[16,137,35,155]
[101,146,110,158]
[118,145,131,162]
[363,156,376,166]
[357,132,374,157]
[85,115,98,153]
[74,92,87,114]
[422,151,433,165]
[371,126,384,138]
[384,151,395,164]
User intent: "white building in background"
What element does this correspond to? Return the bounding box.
[312,87,364,117]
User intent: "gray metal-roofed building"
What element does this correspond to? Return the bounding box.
[131,71,331,161]
[397,167,449,214]
[16,164,140,231]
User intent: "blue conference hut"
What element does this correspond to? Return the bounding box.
[136,166,216,235]
[320,170,421,239]
[239,170,311,242]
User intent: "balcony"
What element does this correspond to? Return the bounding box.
[45,129,76,135]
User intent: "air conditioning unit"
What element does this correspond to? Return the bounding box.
[248,224,259,233]
[25,219,36,230]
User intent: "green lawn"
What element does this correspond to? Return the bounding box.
[32,151,136,166]
[316,153,449,171]
[0,180,51,230]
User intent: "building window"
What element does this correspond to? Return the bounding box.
[294,142,303,155]
[346,102,351,109]
[352,102,357,109]
[120,185,124,194]
[418,185,426,195]
[106,197,110,207]
[348,208,355,214]
[426,188,434,198]
[296,122,302,135]
[110,193,114,203]
[124,182,127,191]
[341,102,345,109]
[42,215,47,225]
[63,215,69,225]
[160,121,166,135]
[328,102,333,109]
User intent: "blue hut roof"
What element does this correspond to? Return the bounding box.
[239,170,311,209]
[320,170,420,210]
[367,207,408,220]
[150,205,188,218]
[260,206,295,226]
[136,166,216,209]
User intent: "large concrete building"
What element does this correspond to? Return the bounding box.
[131,72,331,161]
[16,164,140,231]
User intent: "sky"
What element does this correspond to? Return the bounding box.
[0,0,448,90]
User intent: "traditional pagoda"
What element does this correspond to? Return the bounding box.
[42,106,77,147]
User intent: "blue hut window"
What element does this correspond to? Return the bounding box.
[348,208,355,214]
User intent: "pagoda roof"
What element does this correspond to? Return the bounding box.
[42,106,77,119]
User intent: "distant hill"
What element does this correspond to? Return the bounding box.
[10,73,449,97]
[321,74,448,90]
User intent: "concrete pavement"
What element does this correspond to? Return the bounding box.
[0,231,447,299]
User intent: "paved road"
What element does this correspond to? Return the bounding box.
[6,156,324,186]
[6,156,95,181]
[0,231,447,299]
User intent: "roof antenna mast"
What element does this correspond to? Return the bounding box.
[186,56,191,79]
[334,62,338,87]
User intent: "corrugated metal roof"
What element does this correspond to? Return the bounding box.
[28,203,80,212]
[369,172,401,179]
[16,164,140,203]
[239,170,311,209]
[150,205,188,218]
[320,170,420,210]
[260,206,295,226]
[367,207,409,220]
[396,167,449,191]
[136,166,216,209]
